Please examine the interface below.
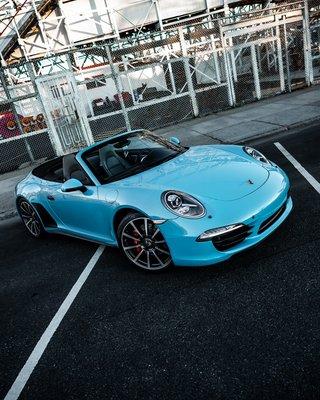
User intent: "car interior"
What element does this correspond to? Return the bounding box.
[32,134,179,186]
[82,132,181,184]
[84,142,167,184]
[62,154,92,185]
[99,145,131,177]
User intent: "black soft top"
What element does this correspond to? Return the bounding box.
[32,156,63,179]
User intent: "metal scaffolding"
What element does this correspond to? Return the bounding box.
[0,0,319,173]
[1,0,307,63]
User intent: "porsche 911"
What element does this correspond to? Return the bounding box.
[15,129,292,271]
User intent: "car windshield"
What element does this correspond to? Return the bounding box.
[82,130,186,184]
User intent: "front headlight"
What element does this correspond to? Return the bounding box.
[161,190,206,218]
[244,146,270,164]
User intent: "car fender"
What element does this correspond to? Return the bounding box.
[112,186,179,221]
[16,181,42,205]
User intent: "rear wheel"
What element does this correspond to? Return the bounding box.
[17,199,45,238]
[118,213,172,271]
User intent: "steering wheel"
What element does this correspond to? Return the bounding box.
[140,149,158,164]
[123,150,129,159]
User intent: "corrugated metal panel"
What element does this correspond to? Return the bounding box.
[1,0,245,60]
[157,0,207,20]
[62,0,114,43]
[111,0,158,32]
[110,0,226,29]
[61,0,228,43]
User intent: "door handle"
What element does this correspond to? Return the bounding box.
[47,194,55,201]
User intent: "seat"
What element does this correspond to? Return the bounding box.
[63,154,78,181]
[99,145,131,177]
[62,153,86,181]
[63,154,91,184]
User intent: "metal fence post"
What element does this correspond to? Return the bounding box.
[230,47,238,83]
[121,56,137,105]
[224,4,237,83]
[182,58,199,117]
[272,33,278,72]
[283,18,292,92]
[166,56,177,94]
[303,0,314,86]
[251,44,261,100]
[0,69,35,163]
[211,35,221,84]
[178,27,199,117]
[276,37,285,92]
[226,51,236,105]
[275,17,285,93]
[105,45,131,131]
[219,23,236,106]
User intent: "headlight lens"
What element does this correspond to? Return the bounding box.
[161,190,206,218]
[244,146,270,164]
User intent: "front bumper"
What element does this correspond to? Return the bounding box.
[158,172,292,267]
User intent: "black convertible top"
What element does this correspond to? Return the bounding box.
[32,156,64,179]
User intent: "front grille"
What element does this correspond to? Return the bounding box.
[212,225,251,251]
[258,201,287,234]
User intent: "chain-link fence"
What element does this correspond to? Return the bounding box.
[310,5,320,83]
[0,0,318,174]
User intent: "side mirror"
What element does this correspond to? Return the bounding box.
[169,136,180,146]
[61,178,86,193]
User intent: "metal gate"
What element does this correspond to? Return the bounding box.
[36,72,94,156]
[229,37,285,105]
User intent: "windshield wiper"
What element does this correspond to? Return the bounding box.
[142,152,180,168]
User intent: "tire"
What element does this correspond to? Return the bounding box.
[117,212,172,272]
[17,198,46,238]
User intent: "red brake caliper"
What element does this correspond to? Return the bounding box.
[133,231,142,255]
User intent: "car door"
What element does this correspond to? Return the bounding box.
[44,180,112,243]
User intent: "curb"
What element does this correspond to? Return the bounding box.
[0,209,18,221]
[235,115,320,144]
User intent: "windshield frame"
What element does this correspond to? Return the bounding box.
[80,130,187,185]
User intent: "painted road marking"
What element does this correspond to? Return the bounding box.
[274,142,320,194]
[4,245,105,400]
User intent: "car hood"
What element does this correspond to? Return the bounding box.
[115,145,270,201]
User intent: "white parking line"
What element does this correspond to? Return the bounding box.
[4,245,105,400]
[274,142,320,194]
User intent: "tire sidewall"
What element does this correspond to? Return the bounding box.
[17,198,45,238]
[117,212,171,272]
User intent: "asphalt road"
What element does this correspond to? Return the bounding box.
[1,122,320,400]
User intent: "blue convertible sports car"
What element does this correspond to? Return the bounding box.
[15,129,292,271]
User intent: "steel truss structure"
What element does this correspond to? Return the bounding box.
[0,0,295,63]
[0,0,319,174]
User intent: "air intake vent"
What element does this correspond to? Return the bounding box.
[212,225,251,251]
[258,202,287,234]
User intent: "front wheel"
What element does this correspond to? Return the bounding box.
[118,213,172,271]
[17,198,45,238]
